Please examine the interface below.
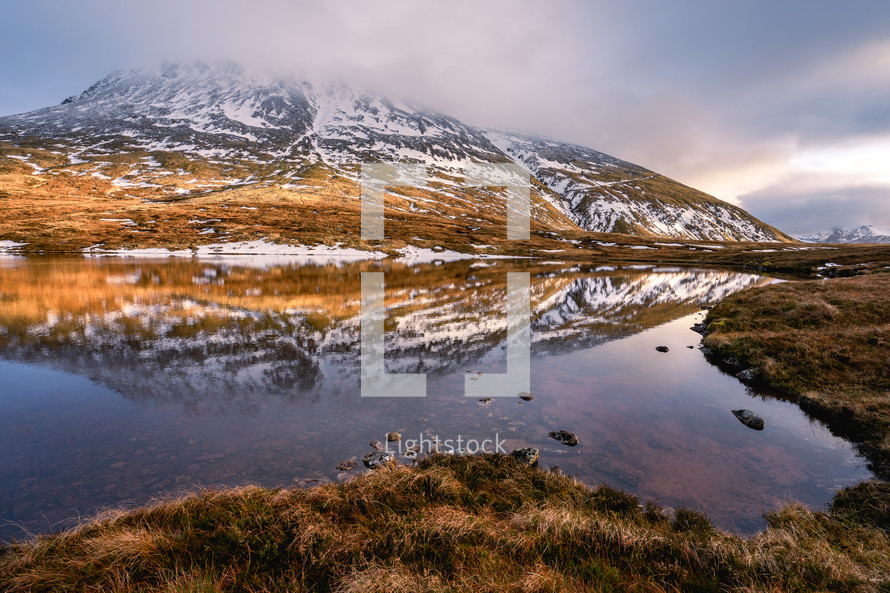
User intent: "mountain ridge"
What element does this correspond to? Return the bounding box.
[0,62,792,251]
[797,225,890,244]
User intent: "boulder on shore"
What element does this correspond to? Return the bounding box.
[510,448,539,466]
[362,450,395,469]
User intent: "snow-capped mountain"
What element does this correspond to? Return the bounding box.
[0,62,790,243]
[798,225,890,244]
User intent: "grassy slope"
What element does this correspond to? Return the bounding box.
[1,454,888,593]
[0,141,801,255]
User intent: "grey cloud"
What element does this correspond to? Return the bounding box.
[741,185,890,236]
[1,0,889,235]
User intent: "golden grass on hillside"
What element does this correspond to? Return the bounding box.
[1,454,888,592]
[704,274,890,473]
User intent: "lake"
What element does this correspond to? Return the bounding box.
[0,256,870,540]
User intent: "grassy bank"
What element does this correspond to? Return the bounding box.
[1,454,889,592]
[703,273,890,476]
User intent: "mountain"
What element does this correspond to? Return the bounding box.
[798,225,890,244]
[0,62,791,251]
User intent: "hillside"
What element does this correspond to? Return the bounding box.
[0,62,792,254]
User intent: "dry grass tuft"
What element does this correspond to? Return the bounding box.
[1,454,888,592]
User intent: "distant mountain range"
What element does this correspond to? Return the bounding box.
[797,225,890,244]
[0,61,791,247]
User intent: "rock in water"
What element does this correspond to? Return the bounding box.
[336,458,357,471]
[736,369,756,381]
[732,409,765,431]
[510,448,539,466]
[362,450,395,469]
[655,346,669,353]
[386,432,402,442]
[548,430,579,446]
[518,392,534,401]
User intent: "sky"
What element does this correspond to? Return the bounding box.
[1,0,888,235]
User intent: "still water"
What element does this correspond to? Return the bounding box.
[0,256,870,539]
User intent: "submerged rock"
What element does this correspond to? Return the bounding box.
[369,440,383,451]
[510,447,539,466]
[362,450,395,469]
[336,458,357,471]
[732,409,765,431]
[655,346,670,353]
[548,430,579,446]
[518,392,534,401]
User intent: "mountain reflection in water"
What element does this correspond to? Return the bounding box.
[0,257,870,539]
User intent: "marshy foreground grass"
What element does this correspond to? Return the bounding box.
[1,454,889,592]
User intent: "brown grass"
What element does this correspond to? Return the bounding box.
[1,454,888,592]
[6,141,890,272]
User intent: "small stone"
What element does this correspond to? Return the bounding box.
[336,458,357,471]
[369,440,383,451]
[510,447,539,466]
[362,450,395,469]
[386,432,402,442]
[548,430,579,446]
[736,369,756,381]
[691,323,707,334]
[518,392,534,401]
[687,345,694,349]
[732,409,765,431]
[655,346,669,353]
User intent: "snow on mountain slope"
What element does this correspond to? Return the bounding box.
[484,130,789,242]
[0,62,790,242]
[798,225,890,244]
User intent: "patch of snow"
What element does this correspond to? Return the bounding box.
[83,245,194,257]
[395,246,475,263]
[0,240,27,252]
[194,239,388,259]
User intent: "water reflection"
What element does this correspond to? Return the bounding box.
[0,257,870,539]
[0,259,762,405]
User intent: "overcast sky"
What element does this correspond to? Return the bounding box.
[1,0,888,234]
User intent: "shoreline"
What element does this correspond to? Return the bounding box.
[1,454,887,592]
[1,251,889,590]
